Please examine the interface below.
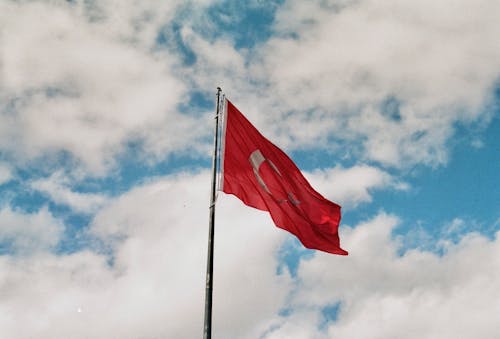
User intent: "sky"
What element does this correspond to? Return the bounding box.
[0,0,499,338]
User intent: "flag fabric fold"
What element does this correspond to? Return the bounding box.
[221,99,347,255]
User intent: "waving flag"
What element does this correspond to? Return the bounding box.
[221,99,347,255]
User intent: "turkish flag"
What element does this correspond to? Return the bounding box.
[221,99,347,255]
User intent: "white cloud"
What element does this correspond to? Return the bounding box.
[0,250,117,338]
[0,1,205,174]
[305,164,408,208]
[2,0,497,179]
[90,171,292,338]
[0,172,292,338]
[30,171,108,213]
[0,163,12,185]
[1,172,499,338]
[0,207,63,254]
[179,0,500,168]
[264,213,500,339]
[4,0,496,175]
[257,0,500,167]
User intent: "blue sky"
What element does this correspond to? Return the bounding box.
[0,1,499,338]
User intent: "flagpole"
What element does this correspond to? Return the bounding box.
[203,87,222,339]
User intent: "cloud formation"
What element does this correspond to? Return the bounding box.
[177,0,499,168]
[30,171,109,213]
[1,173,499,338]
[264,213,500,339]
[0,0,203,174]
[306,165,408,208]
[2,0,498,174]
[0,163,12,185]
[0,172,291,338]
[258,0,500,168]
[0,207,63,254]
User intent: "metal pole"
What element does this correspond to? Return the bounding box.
[203,87,222,339]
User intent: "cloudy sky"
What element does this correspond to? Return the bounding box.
[1,0,499,338]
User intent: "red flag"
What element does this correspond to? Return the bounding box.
[221,99,347,255]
